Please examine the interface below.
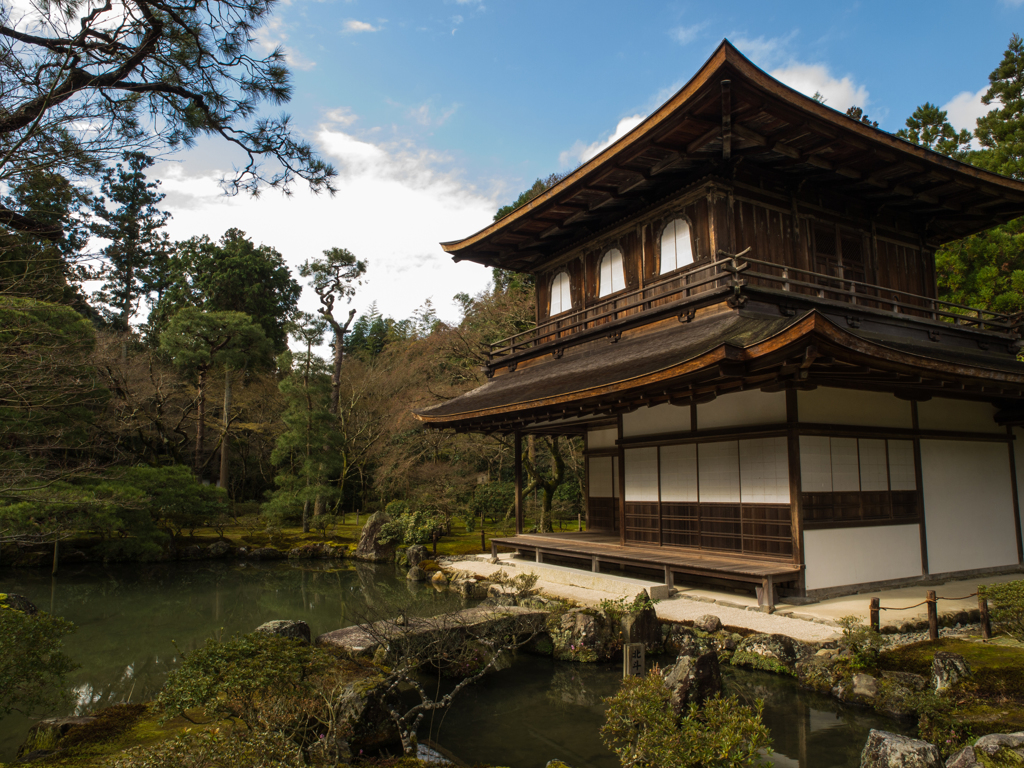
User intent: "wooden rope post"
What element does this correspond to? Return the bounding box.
[869,597,880,633]
[979,595,991,640]
[927,590,939,641]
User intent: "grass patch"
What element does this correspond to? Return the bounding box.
[878,638,1024,737]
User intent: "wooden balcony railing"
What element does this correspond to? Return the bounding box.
[484,254,1024,361]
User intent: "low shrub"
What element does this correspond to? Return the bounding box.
[0,602,79,719]
[980,580,1024,640]
[112,729,305,768]
[601,670,772,768]
[836,615,883,670]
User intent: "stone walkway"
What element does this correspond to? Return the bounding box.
[445,554,1024,645]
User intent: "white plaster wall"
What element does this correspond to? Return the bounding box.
[798,388,912,428]
[1015,428,1024,517]
[698,389,786,430]
[921,439,1019,574]
[622,403,690,438]
[917,398,1002,434]
[588,427,618,450]
[804,525,922,591]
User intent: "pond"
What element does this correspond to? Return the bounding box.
[0,560,909,766]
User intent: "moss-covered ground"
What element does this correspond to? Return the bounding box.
[877,637,1024,739]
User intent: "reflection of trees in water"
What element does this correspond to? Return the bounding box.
[547,666,600,709]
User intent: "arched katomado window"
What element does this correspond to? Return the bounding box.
[660,217,695,273]
[549,271,572,315]
[598,248,626,297]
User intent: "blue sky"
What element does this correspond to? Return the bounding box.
[143,1,1023,331]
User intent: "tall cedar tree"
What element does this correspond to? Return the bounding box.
[90,152,172,330]
[151,229,300,353]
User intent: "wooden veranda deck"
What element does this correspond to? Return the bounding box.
[490,532,802,611]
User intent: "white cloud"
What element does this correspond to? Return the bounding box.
[769,62,869,111]
[731,32,870,112]
[671,22,709,46]
[255,16,317,70]
[323,107,358,127]
[408,101,460,127]
[559,114,645,168]
[942,86,993,133]
[452,14,464,24]
[732,32,799,69]
[152,124,497,334]
[343,19,379,33]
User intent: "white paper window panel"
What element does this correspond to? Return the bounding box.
[660,218,694,273]
[598,248,625,297]
[589,457,615,498]
[624,447,659,502]
[622,402,690,437]
[659,444,698,502]
[698,441,741,503]
[830,437,861,492]
[588,427,618,450]
[550,271,571,315]
[858,439,889,492]
[739,437,790,504]
[800,435,832,492]
[887,439,917,491]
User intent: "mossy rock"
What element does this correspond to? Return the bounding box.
[417,559,441,573]
[0,592,37,614]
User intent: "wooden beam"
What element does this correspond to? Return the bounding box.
[721,79,732,161]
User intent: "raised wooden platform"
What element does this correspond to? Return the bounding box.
[490,532,802,611]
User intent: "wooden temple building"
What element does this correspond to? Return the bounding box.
[415,41,1024,608]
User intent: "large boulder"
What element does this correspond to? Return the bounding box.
[0,593,38,614]
[931,652,971,694]
[333,673,400,753]
[405,544,428,568]
[549,608,621,662]
[206,540,232,558]
[860,730,943,768]
[732,633,812,676]
[694,614,723,633]
[353,510,396,563]
[663,650,722,715]
[254,620,311,645]
[249,547,285,560]
[407,566,427,582]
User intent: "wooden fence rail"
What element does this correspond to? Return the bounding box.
[868,590,990,641]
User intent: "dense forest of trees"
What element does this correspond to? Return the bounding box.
[3,32,1024,556]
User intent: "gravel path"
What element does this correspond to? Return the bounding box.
[445,558,841,644]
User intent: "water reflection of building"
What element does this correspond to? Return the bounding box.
[418,40,1024,608]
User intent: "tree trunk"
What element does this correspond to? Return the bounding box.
[195,366,207,476]
[302,499,310,534]
[218,367,232,491]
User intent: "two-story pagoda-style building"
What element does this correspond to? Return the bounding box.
[415,41,1024,609]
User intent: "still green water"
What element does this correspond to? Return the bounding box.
[1,560,908,767]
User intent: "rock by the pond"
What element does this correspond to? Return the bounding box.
[254,620,311,645]
[549,608,621,662]
[207,540,232,558]
[694,614,723,633]
[178,544,203,560]
[333,672,400,752]
[931,651,971,694]
[288,542,345,559]
[852,673,878,699]
[431,570,449,586]
[946,747,978,768]
[0,593,38,614]
[16,717,96,759]
[407,565,427,582]
[973,732,1024,755]
[354,510,396,563]
[621,601,662,654]
[663,650,722,714]
[732,633,811,676]
[406,544,427,568]
[249,547,286,560]
[452,578,488,599]
[860,729,943,768]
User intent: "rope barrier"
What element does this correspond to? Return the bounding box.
[876,592,978,612]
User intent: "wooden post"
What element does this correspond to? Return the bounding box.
[480,529,485,553]
[623,643,645,679]
[578,513,582,531]
[927,590,939,641]
[869,598,880,633]
[980,595,992,640]
[514,431,523,535]
[52,540,59,576]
